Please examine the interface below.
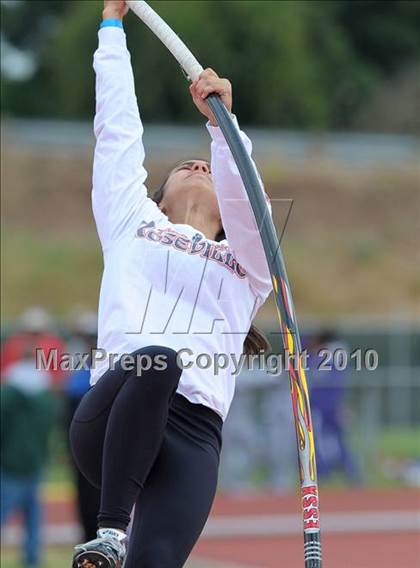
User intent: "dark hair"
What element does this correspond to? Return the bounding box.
[153,162,271,356]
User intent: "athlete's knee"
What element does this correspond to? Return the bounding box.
[131,345,179,370]
[127,346,182,393]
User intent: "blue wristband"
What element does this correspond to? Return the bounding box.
[100,19,123,29]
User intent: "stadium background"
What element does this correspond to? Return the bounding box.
[1,1,419,566]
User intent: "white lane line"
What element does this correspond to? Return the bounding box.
[1,510,419,547]
[203,510,420,538]
[1,524,81,546]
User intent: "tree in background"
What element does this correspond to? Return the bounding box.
[1,0,419,131]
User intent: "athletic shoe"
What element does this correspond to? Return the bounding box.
[72,531,127,568]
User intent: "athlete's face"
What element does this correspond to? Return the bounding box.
[158,159,221,227]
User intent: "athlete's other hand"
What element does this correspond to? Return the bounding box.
[190,69,232,127]
[103,0,128,21]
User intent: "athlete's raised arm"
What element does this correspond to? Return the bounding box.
[92,0,164,250]
[190,69,272,300]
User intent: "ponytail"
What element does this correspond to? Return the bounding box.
[244,323,271,356]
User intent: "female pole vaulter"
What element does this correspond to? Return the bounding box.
[70,1,272,567]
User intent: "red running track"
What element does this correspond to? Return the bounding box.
[194,532,419,568]
[192,489,420,568]
[6,487,420,567]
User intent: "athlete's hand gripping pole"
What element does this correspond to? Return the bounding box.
[126,2,322,566]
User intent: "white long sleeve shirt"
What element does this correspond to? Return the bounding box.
[90,27,272,420]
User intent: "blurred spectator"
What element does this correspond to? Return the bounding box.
[221,368,297,493]
[260,373,298,491]
[1,306,66,388]
[64,311,101,540]
[66,310,98,356]
[307,331,360,483]
[0,351,56,567]
[220,375,260,492]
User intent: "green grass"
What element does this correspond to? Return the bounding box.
[0,548,72,568]
[41,425,420,492]
[1,230,102,318]
[378,427,420,460]
[361,426,420,487]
